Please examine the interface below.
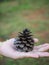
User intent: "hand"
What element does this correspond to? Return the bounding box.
[0,38,39,59]
[34,43,49,57]
[0,38,49,59]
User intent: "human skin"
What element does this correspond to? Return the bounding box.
[0,38,49,59]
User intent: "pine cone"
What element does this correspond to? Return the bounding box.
[14,29,34,52]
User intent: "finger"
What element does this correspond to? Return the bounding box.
[34,43,49,49]
[33,38,39,43]
[38,44,49,51]
[37,52,49,57]
[33,43,49,51]
[37,43,49,48]
[34,46,39,49]
[25,52,39,58]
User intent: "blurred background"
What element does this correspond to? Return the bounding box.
[0,0,49,65]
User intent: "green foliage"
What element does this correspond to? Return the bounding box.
[0,0,49,5]
[0,0,49,65]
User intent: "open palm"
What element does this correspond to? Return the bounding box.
[0,38,49,59]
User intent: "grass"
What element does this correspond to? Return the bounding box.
[0,0,49,65]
